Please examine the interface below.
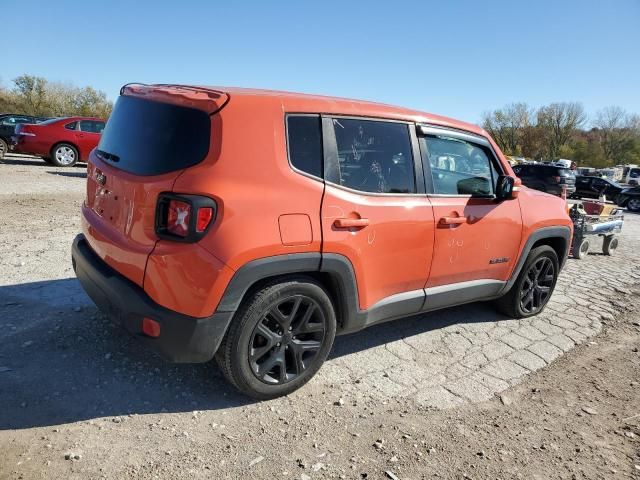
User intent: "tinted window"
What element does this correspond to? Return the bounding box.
[425,135,498,196]
[287,115,322,178]
[331,118,415,194]
[79,120,105,133]
[97,95,210,176]
[65,122,77,131]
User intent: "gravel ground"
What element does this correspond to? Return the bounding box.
[0,155,639,479]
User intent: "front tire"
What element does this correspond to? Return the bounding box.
[216,278,337,399]
[494,245,559,318]
[50,143,78,167]
[572,238,590,259]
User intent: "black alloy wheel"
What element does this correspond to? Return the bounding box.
[216,278,336,399]
[249,295,326,384]
[519,256,555,315]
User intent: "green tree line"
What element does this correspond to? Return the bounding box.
[0,74,112,119]
[482,102,640,168]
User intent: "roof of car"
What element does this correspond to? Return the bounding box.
[200,86,486,136]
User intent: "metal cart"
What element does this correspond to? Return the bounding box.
[569,203,624,259]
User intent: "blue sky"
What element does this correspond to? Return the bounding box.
[3,0,639,124]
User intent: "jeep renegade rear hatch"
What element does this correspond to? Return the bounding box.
[83,86,227,286]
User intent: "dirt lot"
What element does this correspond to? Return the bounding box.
[0,155,639,479]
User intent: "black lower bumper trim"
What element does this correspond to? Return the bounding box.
[72,234,232,363]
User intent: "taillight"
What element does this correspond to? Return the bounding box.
[552,176,562,183]
[155,193,217,242]
[16,125,35,136]
[166,199,191,237]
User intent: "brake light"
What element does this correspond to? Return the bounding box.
[155,193,217,242]
[552,176,562,183]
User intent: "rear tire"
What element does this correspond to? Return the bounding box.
[50,143,78,167]
[0,138,7,159]
[216,278,336,400]
[627,198,640,212]
[573,239,590,259]
[494,245,559,319]
[602,235,618,256]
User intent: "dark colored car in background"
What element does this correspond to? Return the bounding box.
[0,114,49,159]
[511,164,576,197]
[616,186,640,212]
[12,117,105,166]
[571,175,623,203]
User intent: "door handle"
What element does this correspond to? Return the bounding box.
[439,216,467,225]
[333,218,369,229]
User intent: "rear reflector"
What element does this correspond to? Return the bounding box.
[196,207,214,232]
[142,317,161,337]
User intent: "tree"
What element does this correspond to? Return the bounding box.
[594,106,640,165]
[12,75,48,115]
[481,103,532,156]
[536,102,586,159]
[0,74,113,118]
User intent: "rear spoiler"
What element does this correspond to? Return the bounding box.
[119,83,230,116]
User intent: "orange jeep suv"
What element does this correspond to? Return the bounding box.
[72,84,573,399]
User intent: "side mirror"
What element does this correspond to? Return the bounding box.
[496,175,518,200]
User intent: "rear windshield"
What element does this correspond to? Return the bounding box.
[97,95,210,176]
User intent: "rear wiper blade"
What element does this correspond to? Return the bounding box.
[96,149,120,163]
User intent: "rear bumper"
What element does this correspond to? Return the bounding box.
[72,234,233,363]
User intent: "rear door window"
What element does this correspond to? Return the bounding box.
[329,118,416,194]
[97,95,211,176]
[65,122,78,130]
[286,115,323,178]
[79,120,105,133]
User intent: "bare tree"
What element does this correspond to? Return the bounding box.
[536,102,586,159]
[481,103,532,155]
[594,106,640,163]
[12,75,48,115]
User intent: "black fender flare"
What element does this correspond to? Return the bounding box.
[500,226,572,294]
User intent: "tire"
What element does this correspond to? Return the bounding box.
[216,278,337,400]
[50,143,78,167]
[627,198,640,212]
[494,245,559,319]
[0,138,7,159]
[602,235,618,256]
[572,238,590,259]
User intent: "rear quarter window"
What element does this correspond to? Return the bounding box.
[286,115,323,178]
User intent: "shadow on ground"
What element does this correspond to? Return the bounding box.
[1,156,86,168]
[0,278,505,430]
[47,170,87,178]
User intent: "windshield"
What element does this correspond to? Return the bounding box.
[97,95,211,176]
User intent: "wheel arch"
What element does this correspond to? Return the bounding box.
[214,253,359,332]
[502,226,571,294]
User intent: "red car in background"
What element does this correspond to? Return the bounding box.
[12,117,105,166]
